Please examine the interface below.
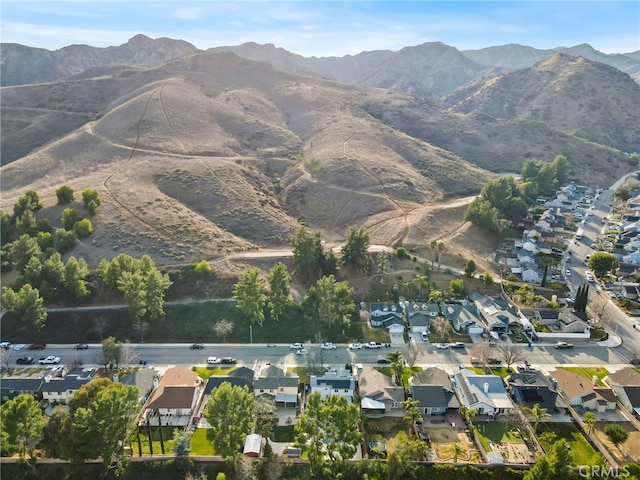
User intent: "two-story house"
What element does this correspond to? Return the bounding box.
[357,366,404,417]
[142,366,203,426]
[309,369,355,403]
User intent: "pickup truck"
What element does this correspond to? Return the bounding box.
[365,342,382,349]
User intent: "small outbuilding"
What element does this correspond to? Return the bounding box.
[243,433,263,457]
[487,451,504,464]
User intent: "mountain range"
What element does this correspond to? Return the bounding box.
[1,35,639,266]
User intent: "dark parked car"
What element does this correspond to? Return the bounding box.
[377,358,391,364]
[16,357,36,365]
[28,343,46,350]
[220,357,236,364]
[190,343,204,349]
[74,343,89,350]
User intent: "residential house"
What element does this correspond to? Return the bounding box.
[409,367,459,415]
[550,369,616,413]
[616,262,640,279]
[453,369,513,416]
[506,371,565,411]
[470,294,519,333]
[605,368,640,416]
[623,284,640,300]
[254,370,299,407]
[1,377,44,404]
[534,310,590,334]
[357,366,405,417]
[119,366,158,403]
[369,303,404,328]
[142,366,203,426]
[441,304,483,334]
[405,302,439,333]
[309,368,355,402]
[41,373,93,405]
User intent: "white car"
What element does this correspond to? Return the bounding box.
[38,356,61,365]
[434,343,449,349]
[565,269,572,277]
[586,273,595,283]
[207,356,221,365]
[296,348,307,355]
[320,342,337,350]
[289,343,303,350]
[349,343,362,350]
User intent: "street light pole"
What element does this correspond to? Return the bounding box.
[250,325,253,344]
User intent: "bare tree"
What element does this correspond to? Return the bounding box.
[432,316,451,341]
[469,343,491,370]
[236,454,257,480]
[120,342,140,368]
[1,348,14,375]
[93,316,109,340]
[496,343,526,371]
[305,341,326,375]
[403,342,421,369]
[132,320,149,343]
[213,319,234,342]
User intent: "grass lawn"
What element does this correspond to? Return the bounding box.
[364,417,407,453]
[537,423,596,465]
[558,367,609,387]
[488,367,513,379]
[192,366,237,380]
[131,426,180,455]
[270,425,296,443]
[475,422,527,452]
[287,366,328,384]
[376,366,422,389]
[190,428,216,456]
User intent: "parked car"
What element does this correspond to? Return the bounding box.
[320,342,337,350]
[16,357,35,365]
[0,341,12,349]
[586,273,595,283]
[38,356,61,364]
[487,358,502,365]
[220,357,236,364]
[555,342,574,349]
[349,342,362,350]
[420,332,429,341]
[27,343,46,350]
[450,342,465,349]
[289,343,303,350]
[365,342,382,349]
[565,269,572,277]
[190,343,204,349]
[296,348,308,355]
[74,343,89,350]
[207,356,221,364]
[376,358,391,364]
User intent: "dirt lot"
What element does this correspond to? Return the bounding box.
[425,427,480,462]
[595,422,640,463]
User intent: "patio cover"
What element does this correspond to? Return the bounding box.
[275,393,298,403]
[361,397,386,410]
[487,451,504,464]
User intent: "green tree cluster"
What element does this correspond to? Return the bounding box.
[291,226,336,284]
[97,254,172,323]
[587,252,617,278]
[55,185,75,205]
[340,225,370,272]
[82,188,102,215]
[1,393,45,460]
[303,274,356,335]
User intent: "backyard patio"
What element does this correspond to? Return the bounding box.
[475,421,534,464]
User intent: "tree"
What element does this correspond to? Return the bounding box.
[0,393,45,460]
[463,260,477,277]
[120,342,140,368]
[86,200,99,216]
[15,210,38,236]
[233,268,266,327]
[1,348,14,376]
[340,225,370,271]
[82,188,102,211]
[400,397,422,430]
[587,252,617,278]
[53,227,76,253]
[254,397,278,443]
[449,278,465,298]
[387,350,404,386]
[604,423,629,449]
[305,275,355,334]
[458,405,478,424]
[13,190,43,218]
[63,256,91,301]
[56,185,75,204]
[1,284,47,333]
[294,392,362,479]
[61,207,79,231]
[213,319,234,342]
[428,289,443,304]
[73,218,93,238]
[432,315,451,340]
[266,262,292,322]
[403,342,421,369]
[194,260,212,276]
[524,454,552,480]
[522,403,551,432]
[449,443,465,462]
[172,430,192,457]
[583,411,596,435]
[291,226,324,283]
[8,234,42,272]
[132,320,149,343]
[41,406,72,459]
[496,343,525,371]
[202,383,255,461]
[101,336,122,368]
[482,271,494,286]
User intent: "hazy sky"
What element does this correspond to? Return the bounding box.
[2,1,639,56]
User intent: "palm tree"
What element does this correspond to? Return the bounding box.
[459,405,478,425]
[449,442,466,463]
[583,411,596,435]
[387,350,404,386]
[401,398,423,433]
[523,403,551,432]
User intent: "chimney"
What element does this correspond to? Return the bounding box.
[113,374,119,383]
[592,375,598,386]
[484,382,489,393]
[44,375,51,383]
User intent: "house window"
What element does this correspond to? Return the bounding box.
[334,389,339,393]
[259,389,264,393]
[392,402,398,408]
[279,387,284,392]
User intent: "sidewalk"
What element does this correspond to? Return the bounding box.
[598,333,622,348]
